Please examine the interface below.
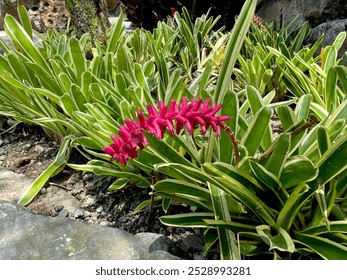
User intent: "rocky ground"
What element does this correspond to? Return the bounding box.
[0,121,213,260]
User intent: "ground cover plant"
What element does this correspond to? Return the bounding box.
[0,0,346,259]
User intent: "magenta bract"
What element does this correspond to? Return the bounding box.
[103,97,230,165]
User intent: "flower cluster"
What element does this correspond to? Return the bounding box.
[103,97,230,165]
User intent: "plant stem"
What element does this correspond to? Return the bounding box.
[221,121,240,166]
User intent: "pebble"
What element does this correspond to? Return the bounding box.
[54,205,64,212]
[33,145,45,154]
[84,197,96,206]
[96,206,103,213]
[84,211,92,218]
[58,209,69,218]
[74,209,84,218]
[40,188,47,195]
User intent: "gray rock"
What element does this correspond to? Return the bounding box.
[307,19,347,58]
[29,185,80,216]
[0,169,33,203]
[257,0,347,28]
[0,200,181,260]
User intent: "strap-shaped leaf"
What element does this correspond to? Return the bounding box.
[277,184,312,230]
[280,156,318,188]
[208,183,241,260]
[214,0,256,104]
[317,126,331,156]
[300,221,347,235]
[241,107,272,156]
[4,15,50,73]
[249,160,288,206]
[153,179,211,204]
[18,136,72,206]
[257,225,295,253]
[203,162,277,228]
[265,133,291,177]
[295,232,347,260]
[310,133,347,188]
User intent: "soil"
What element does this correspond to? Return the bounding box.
[0,121,211,260]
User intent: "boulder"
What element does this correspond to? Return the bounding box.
[306,19,347,58]
[0,200,181,260]
[256,0,347,28]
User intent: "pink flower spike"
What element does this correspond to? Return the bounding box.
[158,101,168,118]
[103,97,231,165]
[147,104,159,118]
[118,127,131,142]
[136,109,146,128]
[191,98,202,112]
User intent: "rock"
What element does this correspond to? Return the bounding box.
[39,0,69,32]
[106,0,120,11]
[306,19,347,58]
[256,0,347,28]
[0,169,33,203]
[0,0,20,30]
[179,234,204,253]
[28,185,80,216]
[0,200,181,260]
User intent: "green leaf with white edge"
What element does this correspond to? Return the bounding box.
[325,99,347,127]
[309,102,329,121]
[18,136,72,206]
[241,107,272,156]
[4,15,50,73]
[202,219,257,233]
[246,85,273,150]
[295,94,312,122]
[202,162,277,228]
[295,232,347,260]
[265,133,291,177]
[335,66,347,93]
[18,5,32,38]
[249,160,288,206]
[246,85,263,115]
[155,191,211,211]
[256,225,295,253]
[317,126,331,156]
[300,221,347,235]
[214,0,256,104]
[314,186,330,229]
[207,161,266,197]
[276,184,312,230]
[69,37,86,85]
[277,105,297,131]
[106,12,125,53]
[153,179,211,204]
[68,161,150,186]
[323,46,337,74]
[220,90,238,163]
[154,162,215,185]
[145,133,196,168]
[160,212,215,228]
[162,197,171,213]
[332,31,346,51]
[108,178,130,191]
[208,182,241,260]
[325,67,338,112]
[171,135,200,165]
[310,133,347,188]
[280,156,318,188]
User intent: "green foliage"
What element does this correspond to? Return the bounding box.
[0,1,347,260]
